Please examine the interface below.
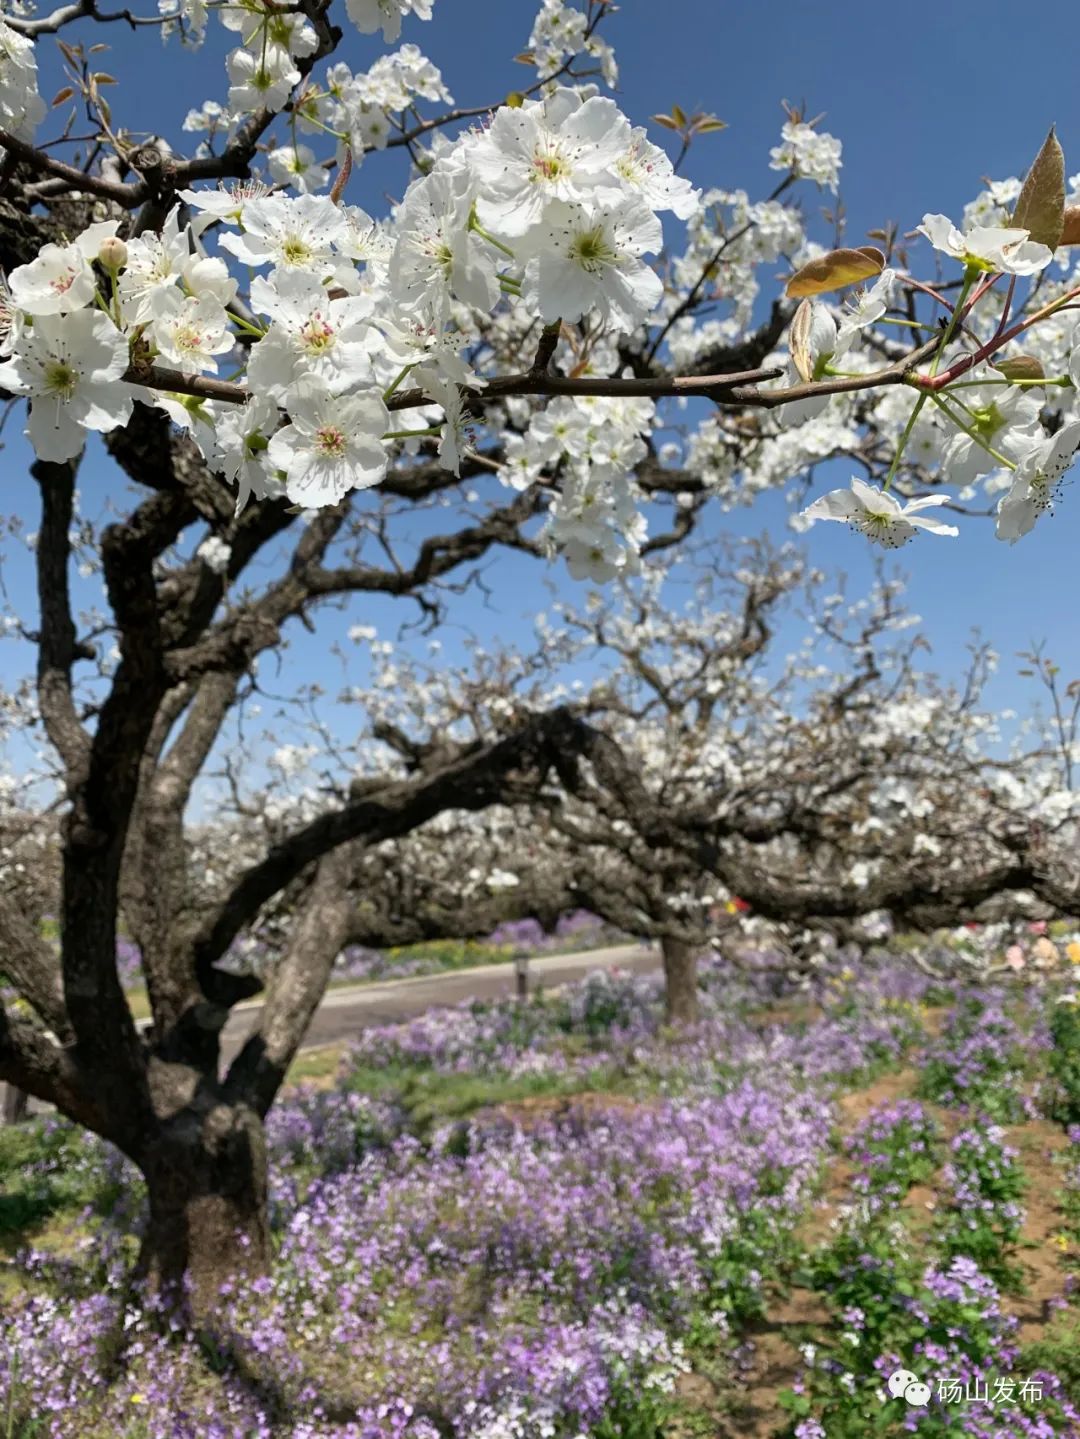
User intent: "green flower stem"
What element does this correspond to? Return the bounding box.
[928,392,1016,470]
[882,392,928,492]
[468,215,516,259]
[876,317,936,333]
[229,312,267,339]
[383,426,444,440]
[382,363,416,402]
[929,265,977,378]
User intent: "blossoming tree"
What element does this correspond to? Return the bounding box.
[349,548,1080,1021]
[4,0,1080,1309]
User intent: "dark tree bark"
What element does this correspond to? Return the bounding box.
[661,934,700,1025]
[1,1082,29,1124]
[136,1099,271,1315]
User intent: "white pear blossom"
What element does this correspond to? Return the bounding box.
[149,292,234,374]
[0,18,46,144]
[471,88,630,240]
[995,420,1080,543]
[0,311,134,463]
[801,478,959,548]
[612,129,700,220]
[267,377,390,505]
[941,383,1041,489]
[389,168,500,316]
[178,180,273,233]
[267,144,330,194]
[835,268,896,350]
[220,1,316,57]
[0,273,19,356]
[210,394,284,515]
[8,223,118,317]
[345,0,432,43]
[419,370,470,475]
[247,271,378,399]
[121,204,237,323]
[196,536,232,574]
[226,44,300,115]
[523,197,663,330]
[218,193,347,278]
[917,213,1052,275]
[378,312,474,388]
[769,120,842,193]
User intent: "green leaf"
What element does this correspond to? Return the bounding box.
[670,103,688,128]
[776,1390,812,1416]
[1012,126,1065,250]
[650,113,680,132]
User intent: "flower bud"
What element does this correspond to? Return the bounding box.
[98,236,128,271]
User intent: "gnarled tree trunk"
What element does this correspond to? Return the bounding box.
[136,1100,271,1319]
[661,934,699,1025]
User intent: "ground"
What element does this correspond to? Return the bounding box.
[2,955,1079,1437]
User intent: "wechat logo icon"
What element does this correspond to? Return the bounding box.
[887,1368,931,1406]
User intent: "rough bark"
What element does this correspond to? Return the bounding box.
[661,934,700,1025]
[1,1082,28,1125]
[136,1098,271,1319]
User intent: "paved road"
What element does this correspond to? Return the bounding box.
[220,942,659,1063]
[8,945,659,1120]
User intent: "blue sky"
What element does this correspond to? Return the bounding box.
[4,0,1080,784]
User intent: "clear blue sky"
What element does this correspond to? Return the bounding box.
[4,0,1080,783]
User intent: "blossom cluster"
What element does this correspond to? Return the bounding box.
[0,44,703,574]
[0,16,43,142]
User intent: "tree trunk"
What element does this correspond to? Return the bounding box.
[136,1101,271,1319]
[661,935,699,1025]
[1,1082,29,1124]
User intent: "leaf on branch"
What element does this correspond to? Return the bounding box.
[51,87,75,106]
[693,116,728,134]
[650,113,681,131]
[92,73,118,85]
[789,298,816,383]
[1012,126,1065,250]
[670,103,687,128]
[993,355,1045,382]
[785,246,885,298]
[512,51,536,65]
[1060,205,1080,246]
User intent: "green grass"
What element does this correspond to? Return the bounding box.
[1021,1313,1080,1402]
[0,1124,103,1240]
[344,1059,628,1131]
[285,1045,345,1087]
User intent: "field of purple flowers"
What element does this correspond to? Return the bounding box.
[3,953,1080,1437]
